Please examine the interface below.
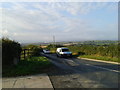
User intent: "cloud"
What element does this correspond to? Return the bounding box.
[1,30,8,35]
[0,2,118,43]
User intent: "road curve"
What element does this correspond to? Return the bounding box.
[42,53,119,88]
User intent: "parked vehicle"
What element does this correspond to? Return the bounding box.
[43,49,51,54]
[56,47,72,57]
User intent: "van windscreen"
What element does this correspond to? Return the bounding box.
[62,49,69,52]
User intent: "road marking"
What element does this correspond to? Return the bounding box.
[80,58,119,65]
[64,59,79,66]
[73,58,119,73]
[65,59,119,73]
[85,63,120,73]
[42,54,119,73]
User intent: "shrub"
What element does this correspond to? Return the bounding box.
[2,38,22,66]
[46,44,64,50]
[31,46,43,56]
[67,44,118,58]
[22,44,38,49]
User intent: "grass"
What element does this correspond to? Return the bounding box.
[50,48,56,53]
[2,56,52,77]
[79,55,119,63]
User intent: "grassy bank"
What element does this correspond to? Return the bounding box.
[3,56,52,77]
[79,55,119,63]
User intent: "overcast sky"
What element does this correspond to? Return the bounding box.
[0,2,118,43]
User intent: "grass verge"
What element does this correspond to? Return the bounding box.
[79,55,119,63]
[2,56,52,77]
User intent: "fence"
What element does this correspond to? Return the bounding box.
[21,49,31,59]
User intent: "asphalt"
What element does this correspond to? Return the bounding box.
[42,53,119,88]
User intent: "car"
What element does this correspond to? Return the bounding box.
[43,49,51,54]
[56,47,72,57]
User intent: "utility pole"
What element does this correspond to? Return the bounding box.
[53,35,55,48]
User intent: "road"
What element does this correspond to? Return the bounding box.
[42,53,119,88]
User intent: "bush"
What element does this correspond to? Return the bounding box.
[67,44,118,58]
[31,46,43,56]
[2,38,22,66]
[46,44,64,50]
[22,44,38,49]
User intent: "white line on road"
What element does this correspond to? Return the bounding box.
[64,59,79,66]
[80,58,119,65]
[73,58,120,73]
[85,63,119,73]
[42,53,119,73]
[64,58,119,73]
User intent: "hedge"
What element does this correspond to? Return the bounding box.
[2,38,22,66]
[68,44,118,58]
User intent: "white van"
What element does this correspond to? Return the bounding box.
[56,47,72,57]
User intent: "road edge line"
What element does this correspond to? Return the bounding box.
[78,57,119,65]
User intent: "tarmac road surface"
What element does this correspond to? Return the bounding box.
[42,53,119,88]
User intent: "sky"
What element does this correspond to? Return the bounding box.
[0,2,118,43]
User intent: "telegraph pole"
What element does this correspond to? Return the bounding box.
[53,35,55,48]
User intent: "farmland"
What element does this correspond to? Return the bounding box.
[45,40,119,63]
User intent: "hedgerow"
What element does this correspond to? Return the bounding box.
[68,44,118,58]
[2,38,22,66]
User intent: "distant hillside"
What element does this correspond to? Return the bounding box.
[21,42,50,46]
[21,40,118,46]
[55,40,118,46]
[77,40,118,45]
